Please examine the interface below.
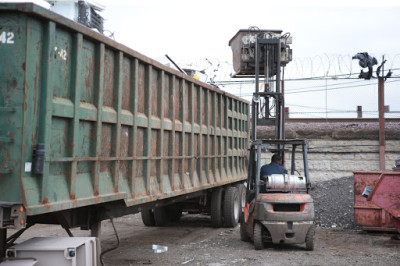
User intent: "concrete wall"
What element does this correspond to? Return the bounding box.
[258,121,400,182]
[261,140,400,182]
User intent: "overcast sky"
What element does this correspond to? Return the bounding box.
[98,0,400,118]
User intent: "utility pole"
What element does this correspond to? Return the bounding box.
[378,59,385,171]
[352,53,391,171]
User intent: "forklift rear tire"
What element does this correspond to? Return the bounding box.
[141,209,156,226]
[254,223,264,250]
[240,213,251,242]
[305,225,315,251]
[223,186,240,227]
[211,188,224,227]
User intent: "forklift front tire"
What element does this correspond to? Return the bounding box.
[240,213,251,242]
[254,222,264,250]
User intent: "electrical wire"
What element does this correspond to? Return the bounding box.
[286,78,400,95]
[100,218,120,266]
[228,77,400,97]
[214,69,400,86]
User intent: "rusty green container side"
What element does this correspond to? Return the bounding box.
[0,3,250,216]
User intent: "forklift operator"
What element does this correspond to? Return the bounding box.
[260,154,288,178]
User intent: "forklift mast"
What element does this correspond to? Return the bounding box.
[229,28,311,197]
[230,29,315,250]
[229,28,293,158]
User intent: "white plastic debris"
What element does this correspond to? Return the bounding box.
[152,244,168,253]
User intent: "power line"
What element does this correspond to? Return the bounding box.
[231,78,400,97]
[285,79,376,93]
[213,68,400,86]
[286,78,400,94]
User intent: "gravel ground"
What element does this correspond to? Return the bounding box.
[311,176,360,229]
[8,214,400,266]
[6,175,400,265]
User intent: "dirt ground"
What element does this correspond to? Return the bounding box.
[8,213,400,266]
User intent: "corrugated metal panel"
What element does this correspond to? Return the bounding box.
[0,3,250,216]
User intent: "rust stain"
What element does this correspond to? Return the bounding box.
[85,68,91,92]
[93,186,99,196]
[32,66,38,116]
[41,197,49,204]
[31,130,38,149]
[21,62,25,71]
[70,193,76,200]
[74,199,78,208]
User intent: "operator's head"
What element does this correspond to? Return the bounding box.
[271,154,282,165]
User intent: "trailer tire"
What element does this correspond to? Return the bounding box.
[240,213,251,242]
[236,184,246,223]
[305,224,315,251]
[223,186,240,228]
[167,206,183,222]
[154,207,169,226]
[141,209,156,226]
[254,222,264,250]
[211,188,224,227]
[90,219,102,237]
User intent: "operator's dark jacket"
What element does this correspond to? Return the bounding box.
[260,162,288,178]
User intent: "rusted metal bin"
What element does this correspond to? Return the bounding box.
[228,29,292,77]
[0,3,249,230]
[354,171,399,232]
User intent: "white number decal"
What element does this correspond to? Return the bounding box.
[0,32,6,43]
[54,46,68,60]
[6,32,14,44]
[0,32,15,44]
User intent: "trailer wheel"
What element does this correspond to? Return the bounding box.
[90,219,102,237]
[305,224,315,251]
[223,186,240,227]
[240,213,251,242]
[167,206,183,222]
[154,207,169,226]
[211,188,223,227]
[236,184,246,223]
[141,209,156,226]
[254,222,264,250]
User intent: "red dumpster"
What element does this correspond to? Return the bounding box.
[354,171,400,233]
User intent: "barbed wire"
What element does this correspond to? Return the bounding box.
[176,54,400,118]
[179,53,400,83]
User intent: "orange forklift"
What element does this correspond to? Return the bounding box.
[240,139,315,250]
[229,28,315,250]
